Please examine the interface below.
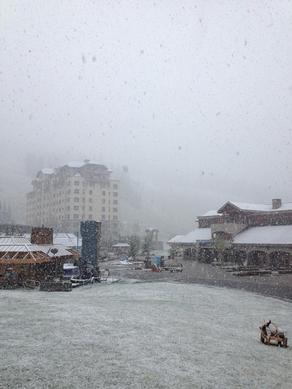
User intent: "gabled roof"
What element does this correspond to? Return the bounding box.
[0,242,75,265]
[0,236,31,245]
[41,168,54,175]
[23,233,81,248]
[112,243,130,248]
[168,229,211,244]
[53,233,81,247]
[218,201,292,213]
[198,210,223,218]
[167,235,185,244]
[0,243,72,256]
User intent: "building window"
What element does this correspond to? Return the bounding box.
[73,214,79,219]
[113,200,118,205]
[102,207,105,212]
[74,197,79,202]
[74,206,79,211]
[113,192,118,197]
[88,214,93,220]
[89,190,93,195]
[89,206,92,211]
[102,190,106,196]
[74,181,80,186]
[113,215,118,220]
[102,199,106,204]
[89,198,93,203]
[113,208,118,212]
[101,214,106,220]
[74,189,79,194]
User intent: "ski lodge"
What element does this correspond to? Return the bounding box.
[168,199,292,267]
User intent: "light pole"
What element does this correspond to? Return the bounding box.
[49,248,59,278]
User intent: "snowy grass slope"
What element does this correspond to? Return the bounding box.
[0,283,292,389]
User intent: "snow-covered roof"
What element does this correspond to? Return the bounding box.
[67,161,84,168]
[41,168,54,175]
[53,233,80,247]
[39,245,73,257]
[219,201,292,213]
[112,243,130,248]
[198,210,223,218]
[67,160,106,169]
[23,233,81,248]
[167,235,185,244]
[168,229,212,244]
[0,243,72,256]
[0,234,79,253]
[233,225,292,245]
[0,236,31,245]
[0,244,36,253]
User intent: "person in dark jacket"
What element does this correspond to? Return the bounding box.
[262,320,271,336]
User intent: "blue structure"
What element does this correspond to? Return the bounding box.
[152,255,161,267]
[80,220,101,268]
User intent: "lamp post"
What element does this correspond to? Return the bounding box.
[49,248,59,278]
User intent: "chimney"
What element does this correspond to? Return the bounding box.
[31,227,53,245]
[272,198,282,210]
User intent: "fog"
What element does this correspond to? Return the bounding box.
[1,1,292,237]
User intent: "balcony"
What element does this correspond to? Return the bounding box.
[211,223,247,239]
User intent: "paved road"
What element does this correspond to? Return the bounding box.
[107,258,292,301]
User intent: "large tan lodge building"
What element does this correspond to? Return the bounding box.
[26,161,119,240]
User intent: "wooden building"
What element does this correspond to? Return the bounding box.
[0,227,79,287]
[169,199,292,267]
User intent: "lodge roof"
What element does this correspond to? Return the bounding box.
[198,210,223,218]
[112,243,130,248]
[168,229,212,244]
[233,225,292,245]
[0,233,81,248]
[170,224,292,247]
[0,243,72,256]
[198,200,292,219]
[0,236,30,245]
[167,235,185,244]
[218,201,292,213]
[0,238,75,264]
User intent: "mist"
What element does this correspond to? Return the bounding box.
[1,0,292,237]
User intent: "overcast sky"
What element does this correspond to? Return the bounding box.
[1,0,292,235]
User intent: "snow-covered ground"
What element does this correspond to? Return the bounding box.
[0,282,292,389]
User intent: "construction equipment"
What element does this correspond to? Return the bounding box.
[259,321,288,348]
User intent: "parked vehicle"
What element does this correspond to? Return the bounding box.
[63,263,80,279]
